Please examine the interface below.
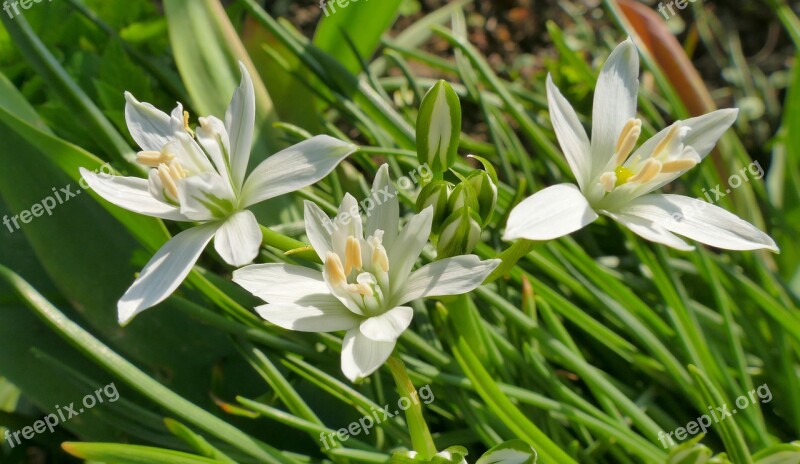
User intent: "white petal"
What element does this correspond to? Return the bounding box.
[602,210,694,251]
[214,210,262,266]
[365,164,399,248]
[331,194,363,257]
[118,224,218,325]
[591,39,639,173]
[398,256,501,304]
[682,109,739,158]
[233,263,329,303]
[240,135,357,207]
[256,301,361,332]
[168,132,214,174]
[124,92,182,151]
[620,194,779,252]
[225,62,256,191]
[503,183,598,241]
[359,306,413,342]
[629,109,739,165]
[387,207,433,285]
[304,200,335,261]
[176,172,236,221]
[341,328,396,382]
[196,116,232,184]
[547,74,591,190]
[80,168,188,221]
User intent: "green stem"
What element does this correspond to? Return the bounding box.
[386,355,437,459]
[482,239,536,283]
[260,225,321,263]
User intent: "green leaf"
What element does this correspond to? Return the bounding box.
[63,442,229,464]
[451,337,576,464]
[0,266,297,464]
[313,0,404,75]
[0,11,135,168]
[164,419,238,464]
[162,0,280,155]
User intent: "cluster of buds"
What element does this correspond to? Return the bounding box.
[415,80,497,258]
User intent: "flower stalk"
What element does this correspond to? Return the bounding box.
[386,355,437,460]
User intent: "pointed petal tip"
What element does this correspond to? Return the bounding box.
[486,258,502,270]
[117,300,140,327]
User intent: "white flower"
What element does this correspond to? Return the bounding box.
[504,39,778,253]
[233,164,500,382]
[81,63,357,325]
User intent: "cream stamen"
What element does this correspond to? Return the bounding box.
[628,159,662,184]
[599,172,618,193]
[137,150,174,168]
[325,253,348,287]
[344,236,363,275]
[614,118,642,165]
[661,158,697,173]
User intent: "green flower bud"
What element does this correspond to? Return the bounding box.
[416,180,451,232]
[437,207,482,258]
[467,170,497,225]
[447,181,478,214]
[476,440,536,464]
[416,80,462,173]
[392,447,468,464]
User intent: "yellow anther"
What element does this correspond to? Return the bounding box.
[614,166,634,187]
[136,150,174,168]
[599,172,618,192]
[168,159,187,180]
[183,110,195,137]
[325,253,348,287]
[157,164,179,199]
[628,159,662,184]
[344,236,363,275]
[614,118,642,165]
[347,283,374,297]
[660,158,697,173]
[653,124,681,159]
[372,245,390,273]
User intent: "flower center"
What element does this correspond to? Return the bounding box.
[324,231,391,317]
[136,145,190,204]
[598,119,698,194]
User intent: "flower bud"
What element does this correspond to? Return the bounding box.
[416,181,451,232]
[437,207,482,258]
[416,80,462,173]
[393,446,468,464]
[447,181,478,214]
[466,170,497,224]
[476,440,536,464]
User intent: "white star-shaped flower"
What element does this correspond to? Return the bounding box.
[234,164,500,382]
[81,63,356,324]
[504,39,778,253]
